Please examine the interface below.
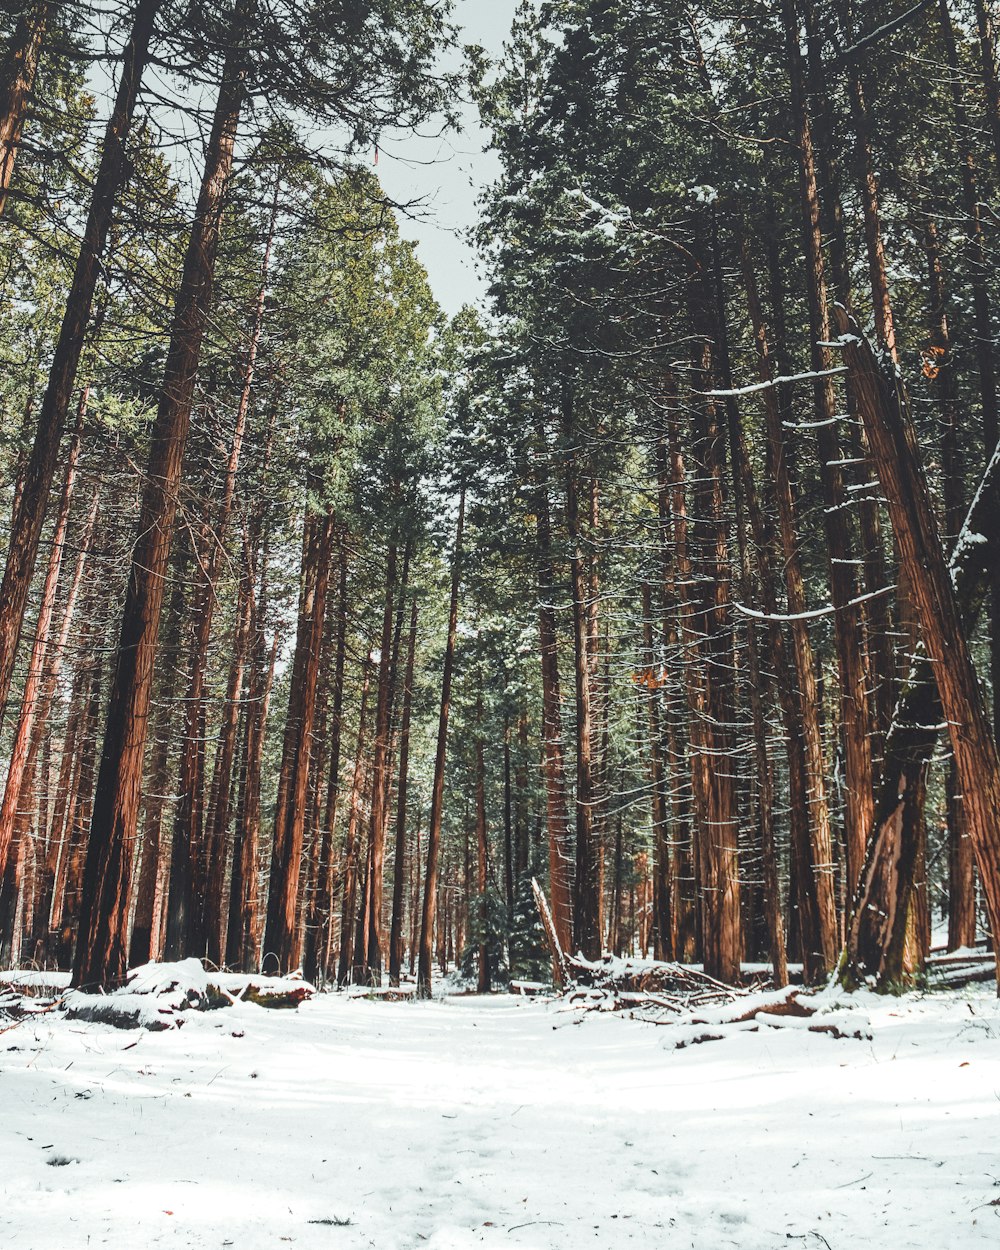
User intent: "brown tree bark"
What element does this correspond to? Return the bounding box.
[408,803,422,975]
[739,237,836,980]
[337,664,372,986]
[561,386,601,959]
[417,489,465,997]
[0,392,84,878]
[355,542,400,985]
[475,694,491,993]
[388,597,418,986]
[532,431,574,955]
[201,551,253,966]
[502,718,515,919]
[24,489,99,955]
[128,559,188,967]
[663,413,699,962]
[0,0,50,216]
[924,214,977,952]
[783,0,875,923]
[708,222,793,984]
[54,656,103,967]
[937,0,1000,748]
[72,32,244,989]
[640,581,672,962]
[38,609,93,959]
[0,0,159,724]
[302,533,349,985]
[165,186,277,959]
[680,242,742,984]
[843,445,1000,983]
[262,508,336,973]
[837,311,1000,991]
[226,622,277,973]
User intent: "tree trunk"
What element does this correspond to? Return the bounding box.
[681,241,742,984]
[388,598,417,986]
[783,0,874,932]
[72,34,244,989]
[640,581,672,962]
[337,663,372,986]
[408,803,422,975]
[302,532,349,985]
[937,0,1000,746]
[708,222,791,984]
[475,695,491,993]
[502,719,514,921]
[24,488,99,956]
[262,508,335,973]
[739,235,834,981]
[54,656,103,967]
[164,184,277,959]
[922,213,977,952]
[663,411,699,962]
[226,623,277,974]
[355,542,399,985]
[201,552,253,966]
[128,557,188,967]
[417,489,465,997]
[561,386,600,960]
[836,310,1000,991]
[0,0,50,216]
[532,432,574,955]
[0,392,85,878]
[0,0,159,723]
[843,442,1000,982]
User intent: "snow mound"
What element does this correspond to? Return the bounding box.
[63,960,315,1031]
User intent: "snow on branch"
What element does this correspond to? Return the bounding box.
[734,584,897,623]
[830,0,936,68]
[704,366,847,398]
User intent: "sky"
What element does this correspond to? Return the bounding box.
[83,1,519,320]
[371,0,521,318]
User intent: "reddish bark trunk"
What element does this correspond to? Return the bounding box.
[0,0,159,723]
[355,542,399,985]
[0,393,85,878]
[533,435,574,955]
[681,243,741,983]
[837,311,1000,991]
[783,0,872,943]
[25,489,100,955]
[0,1,50,216]
[262,508,336,973]
[640,582,672,962]
[337,664,372,986]
[302,533,349,985]
[73,34,244,989]
[388,598,418,986]
[561,387,600,960]
[226,626,278,974]
[165,183,277,958]
[417,489,465,996]
[475,695,491,994]
[201,555,253,966]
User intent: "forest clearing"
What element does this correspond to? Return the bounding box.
[2,972,1000,1250]
[5,0,1000,1242]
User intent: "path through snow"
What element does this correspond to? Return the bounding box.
[2,988,999,1248]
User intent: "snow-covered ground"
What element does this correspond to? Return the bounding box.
[2,982,999,1249]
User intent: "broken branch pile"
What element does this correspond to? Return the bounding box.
[557,955,872,1045]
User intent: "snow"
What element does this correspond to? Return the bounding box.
[705,365,848,398]
[2,984,1000,1248]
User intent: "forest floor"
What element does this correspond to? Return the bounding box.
[1,977,999,1249]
